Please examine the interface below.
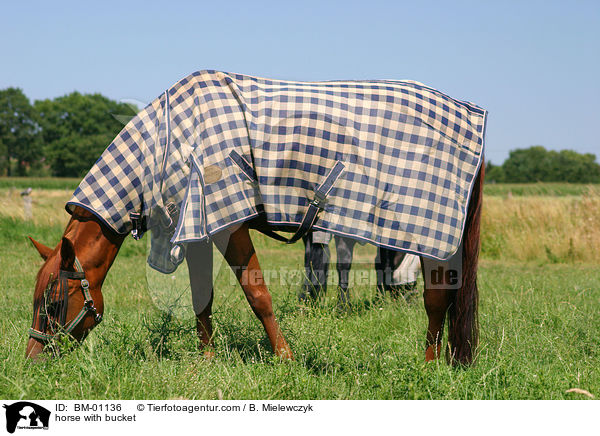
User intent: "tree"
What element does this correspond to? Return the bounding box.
[554,150,600,183]
[35,92,136,177]
[0,88,42,176]
[502,146,552,182]
[0,137,5,174]
[501,146,600,183]
[485,161,505,183]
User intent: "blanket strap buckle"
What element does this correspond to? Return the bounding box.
[229,149,345,245]
[130,212,146,240]
[310,190,328,208]
[282,160,345,244]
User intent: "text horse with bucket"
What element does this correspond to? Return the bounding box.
[26,70,486,365]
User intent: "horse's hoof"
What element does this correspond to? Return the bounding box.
[202,349,216,360]
[336,301,352,315]
[275,348,294,361]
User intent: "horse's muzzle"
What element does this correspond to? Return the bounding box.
[25,337,45,361]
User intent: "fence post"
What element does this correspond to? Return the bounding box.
[21,187,32,220]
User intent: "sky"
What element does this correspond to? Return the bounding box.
[1,0,598,164]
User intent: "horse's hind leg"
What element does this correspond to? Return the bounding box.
[219,223,293,359]
[334,235,356,310]
[421,257,453,361]
[375,247,404,299]
[300,231,331,301]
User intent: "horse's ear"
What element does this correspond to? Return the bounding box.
[60,237,76,270]
[28,237,53,261]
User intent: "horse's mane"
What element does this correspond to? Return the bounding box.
[65,206,124,246]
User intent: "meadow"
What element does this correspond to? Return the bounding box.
[0,181,598,399]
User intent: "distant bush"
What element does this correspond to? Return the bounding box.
[487,146,600,183]
[0,88,42,176]
[0,87,138,177]
[35,92,137,177]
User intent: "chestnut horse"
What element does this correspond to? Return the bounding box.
[25,161,483,365]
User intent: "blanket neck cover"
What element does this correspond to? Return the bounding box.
[67,70,487,273]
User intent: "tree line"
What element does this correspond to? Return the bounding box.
[1,87,599,181]
[0,88,136,177]
[486,146,600,183]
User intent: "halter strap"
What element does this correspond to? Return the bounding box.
[29,256,102,344]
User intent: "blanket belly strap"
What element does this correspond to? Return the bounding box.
[229,150,345,243]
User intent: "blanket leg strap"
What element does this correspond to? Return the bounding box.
[229,150,345,244]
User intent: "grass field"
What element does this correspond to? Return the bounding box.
[0,177,81,191]
[1,176,597,196]
[483,182,598,197]
[0,181,598,400]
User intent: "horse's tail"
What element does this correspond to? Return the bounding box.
[447,158,484,365]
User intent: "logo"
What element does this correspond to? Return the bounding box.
[422,246,463,290]
[3,402,50,433]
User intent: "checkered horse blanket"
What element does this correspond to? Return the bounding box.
[67,70,487,273]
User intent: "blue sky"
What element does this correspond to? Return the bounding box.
[2,0,598,164]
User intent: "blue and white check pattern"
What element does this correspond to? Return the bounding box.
[67,70,487,268]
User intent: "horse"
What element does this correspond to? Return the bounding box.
[25,70,486,365]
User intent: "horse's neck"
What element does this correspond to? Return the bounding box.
[66,208,126,284]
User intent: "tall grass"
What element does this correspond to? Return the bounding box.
[0,189,72,226]
[0,183,598,399]
[0,217,598,399]
[2,185,599,263]
[1,182,597,400]
[482,187,600,262]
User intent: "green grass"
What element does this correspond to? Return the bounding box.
[0,218,598,400]
[483,182,598,197]
[0,177,81,190]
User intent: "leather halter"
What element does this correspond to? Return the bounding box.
[29,256,102,343]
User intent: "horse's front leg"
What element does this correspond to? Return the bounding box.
[219,223,293,360]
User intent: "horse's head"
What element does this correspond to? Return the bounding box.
[26,208,124,360]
